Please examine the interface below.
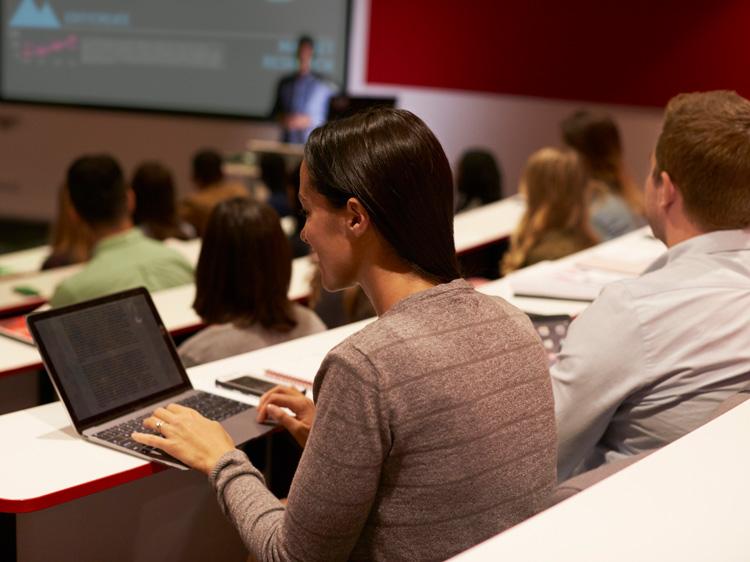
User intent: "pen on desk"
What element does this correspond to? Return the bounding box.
[13,285,41,297]
[264,369,310,394]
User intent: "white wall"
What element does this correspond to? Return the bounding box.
[0,104,277,221]
[0,0,664,222]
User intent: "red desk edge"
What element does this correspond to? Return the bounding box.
[0,462,168,514]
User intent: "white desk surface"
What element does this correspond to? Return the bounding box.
[0,258,608,513]
[478,278,589,317]
[453,196,526,252]
[0,200,524,378]
[6,287,748,562]
[0,198,524,315]
[0,263,80,315]
[0,226,669,512]
[0,245,50,278]
[508,227,665,302]
[0,240,203,314]
[0,319,370,513]
[550,225,663,272]
[0,283,201,378]
[0,223,661,380]
[450,397,750,562]
[0,270,579,381]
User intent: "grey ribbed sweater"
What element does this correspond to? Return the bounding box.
[210,279,556,561]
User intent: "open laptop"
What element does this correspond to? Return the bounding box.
[27,287,270,470]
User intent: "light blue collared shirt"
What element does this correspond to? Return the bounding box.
[553,229,750,480]
[276,73,335,144]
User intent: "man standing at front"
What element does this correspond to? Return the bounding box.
[554,91,750,480]
[270,36,336,144]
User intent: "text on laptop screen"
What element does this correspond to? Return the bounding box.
[33,293,185,423]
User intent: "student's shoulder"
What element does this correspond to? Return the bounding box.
[49,277,78,308]
[139,236,192,265]
[49,264,105,307]
[604,257,697,302]
[346,283,528,352]
[311,73,338,91]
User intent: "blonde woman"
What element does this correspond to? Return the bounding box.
[561,110,645,239]
[502,148,599,274]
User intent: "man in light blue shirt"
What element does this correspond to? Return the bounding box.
[271,36,335,144]
[553,91,750,480]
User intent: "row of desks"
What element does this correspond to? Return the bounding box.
[0,196,527,380]
[0,275,586,515]
[0,195,526,303]
[0,227,664,514]
[1,225,689,562]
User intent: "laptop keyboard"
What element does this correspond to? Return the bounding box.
[94,392,251,454]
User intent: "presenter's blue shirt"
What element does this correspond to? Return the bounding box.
[274,72,335,144]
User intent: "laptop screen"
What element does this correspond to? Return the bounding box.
[30,288,190,428]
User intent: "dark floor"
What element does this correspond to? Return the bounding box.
[0,217,50,254]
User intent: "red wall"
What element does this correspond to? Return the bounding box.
[367,1,750,107]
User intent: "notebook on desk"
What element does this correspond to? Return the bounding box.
[27,287,269,470]
[509,261,634,301]
[0,314,33,344]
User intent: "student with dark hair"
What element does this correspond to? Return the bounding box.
[259,152,292,217]
[177,198,325,367]
[562,110,644,239]
[179,148,248,236]
[285,162,309,258]
[134,108,556,561]
[49,154,193,307]
[192,149,224,186]
[455,149,503,212]
[132,161,194,241]
[553,91,750,480]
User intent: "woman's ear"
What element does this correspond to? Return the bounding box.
[345,197,370,238]
[659,171,679,211]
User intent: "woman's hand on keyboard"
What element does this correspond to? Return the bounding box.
[256,385,315,447]
[132,404,235,475]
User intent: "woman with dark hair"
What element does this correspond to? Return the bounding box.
[177,198,325,367]
[455,148,503,212]
[134,108,556,561]
[561,110,644,239]
[131,161,194,241]
[259,152,293,218]
[284,162,309,258]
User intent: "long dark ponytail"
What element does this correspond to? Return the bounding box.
[304,108,460,283]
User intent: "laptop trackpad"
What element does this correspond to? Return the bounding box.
[223,408,272,445]
[146,446,188,469]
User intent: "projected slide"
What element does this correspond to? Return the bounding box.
[1,0,347,118]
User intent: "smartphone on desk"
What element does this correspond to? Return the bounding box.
[216,375,277,397]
